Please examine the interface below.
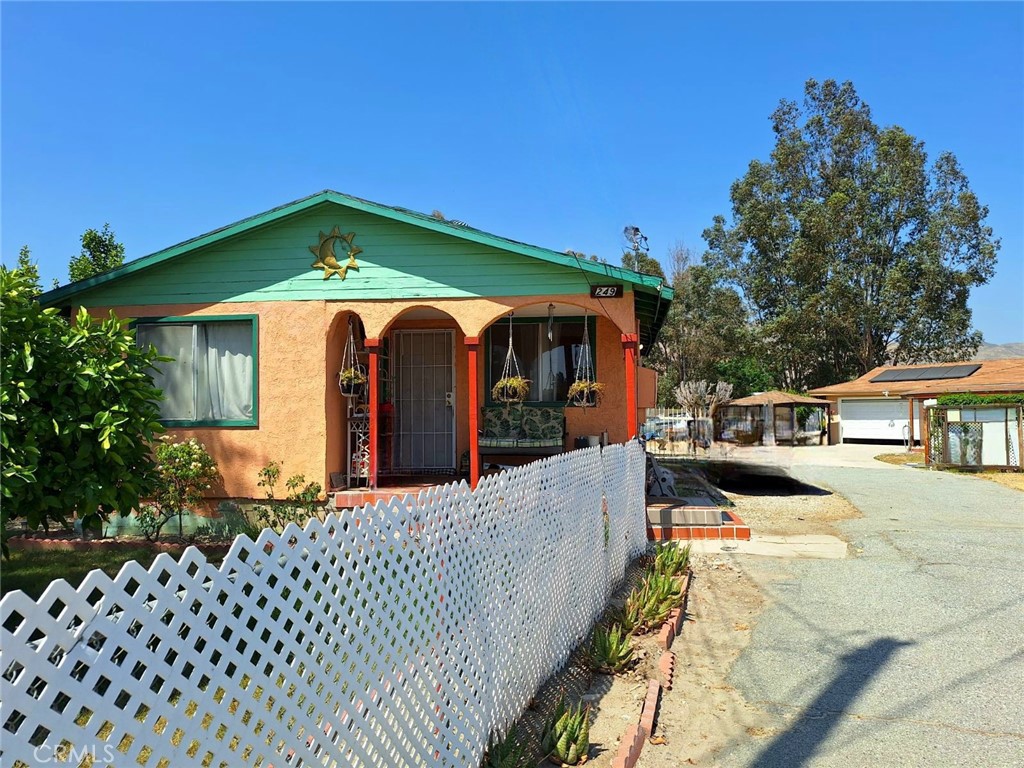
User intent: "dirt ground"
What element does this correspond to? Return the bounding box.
[635,554,773,767]
[875,451,1024,493]
[722,484,863,537]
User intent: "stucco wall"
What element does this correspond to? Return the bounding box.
[88,293,637,498]
[90,301,332,499]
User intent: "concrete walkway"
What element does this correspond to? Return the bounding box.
[713,464,1024,767]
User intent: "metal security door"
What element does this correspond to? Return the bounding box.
[393,330,455,472]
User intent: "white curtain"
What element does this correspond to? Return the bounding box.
[196,322,253,421]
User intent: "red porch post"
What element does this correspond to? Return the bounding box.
[465,336,481,488]
[365,337,381,489]
[621,333,639,440]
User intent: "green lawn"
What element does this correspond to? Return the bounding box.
[1,544,225,600]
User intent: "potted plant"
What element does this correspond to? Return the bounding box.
[567,379,604,407]
[491,375,531,403]
[338,366,367,398]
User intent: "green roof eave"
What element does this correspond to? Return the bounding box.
[39,189,667,307]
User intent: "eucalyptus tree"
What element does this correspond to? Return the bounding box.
[704,79,999,390]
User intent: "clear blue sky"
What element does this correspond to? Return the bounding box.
[3,1,1022,343]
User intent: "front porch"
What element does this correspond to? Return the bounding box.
[329,297,650,491]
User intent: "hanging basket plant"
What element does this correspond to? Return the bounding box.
[338,318,367,398]
[568,379,605,407]
[492,312,530,403]
[492,375,531,404]
[338,366,367,397]
[568,310,602,407]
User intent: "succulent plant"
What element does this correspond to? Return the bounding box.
[541,697,590,765]
[623,572,683,634]
[653,542,691,579]
[589,623,634,674]
[483,725,528,768]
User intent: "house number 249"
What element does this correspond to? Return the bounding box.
[590,285,623,298]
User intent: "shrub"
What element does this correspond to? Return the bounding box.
[251,461,324,533]
[146,438,219,541]
[935,393,1024,407]
[1,265,165,553]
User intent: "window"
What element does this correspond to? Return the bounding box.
[487,318,595,404]
[135,316,257,426]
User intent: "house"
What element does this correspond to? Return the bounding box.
[808,358,1024,445]
[40,191,673,498]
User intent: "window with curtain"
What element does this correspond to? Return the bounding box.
[136,318,256,425]
[488,319,594,403]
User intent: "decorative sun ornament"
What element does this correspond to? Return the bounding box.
[309,226,362,280]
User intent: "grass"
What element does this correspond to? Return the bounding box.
[875,451,925,466]
[1,543,226,600]
[875,451,1024,492]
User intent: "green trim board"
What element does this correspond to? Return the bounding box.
[484,315,597,406]
[132,314,259,428]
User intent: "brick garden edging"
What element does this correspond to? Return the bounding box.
[7,535,232,557]
[611,569,692,768]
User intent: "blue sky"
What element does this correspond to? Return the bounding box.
[3,1,1022,343]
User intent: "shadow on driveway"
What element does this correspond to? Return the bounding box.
[753,637,913,767]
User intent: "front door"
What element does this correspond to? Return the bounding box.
[392,329,455,472]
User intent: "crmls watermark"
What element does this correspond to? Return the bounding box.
[33,742,117,764]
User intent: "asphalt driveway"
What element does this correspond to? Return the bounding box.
[714,464,1024,767]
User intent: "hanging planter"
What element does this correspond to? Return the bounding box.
[492,375,531,403]
[339,318,367,398]
[568,310,603,407]
[338,366,367,398]
[567,379,605,407]
[493,312,531,403]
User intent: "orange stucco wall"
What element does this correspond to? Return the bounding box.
[88,292,639,498]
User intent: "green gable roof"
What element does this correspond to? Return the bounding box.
[40,190,673,345]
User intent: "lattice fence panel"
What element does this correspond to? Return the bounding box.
[1,442,647,768]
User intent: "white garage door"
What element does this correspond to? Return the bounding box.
[840,399,920,442]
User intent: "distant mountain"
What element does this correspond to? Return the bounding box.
[973,341,1024,360]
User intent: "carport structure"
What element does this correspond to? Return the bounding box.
[719,390,830,446]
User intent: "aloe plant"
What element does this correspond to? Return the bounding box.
[484,725,528,768]
[623,572,683,633]
[590,623,634,674]
[653,542,692,579]
[541,697,590,766]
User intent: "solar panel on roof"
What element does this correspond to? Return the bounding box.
[869,364,981,383]
[870,370,902,382]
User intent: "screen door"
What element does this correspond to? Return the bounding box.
[392,330,455,472]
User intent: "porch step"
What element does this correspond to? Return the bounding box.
[646,507,751,542]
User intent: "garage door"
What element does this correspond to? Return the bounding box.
[840,399,920,442]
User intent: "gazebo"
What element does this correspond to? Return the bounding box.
[717,390,831,446]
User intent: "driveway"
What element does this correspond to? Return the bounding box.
[714,463,1024,767]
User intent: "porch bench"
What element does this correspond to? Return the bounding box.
[479,404,566,457]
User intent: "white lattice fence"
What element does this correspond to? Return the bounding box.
[0,442,647,768]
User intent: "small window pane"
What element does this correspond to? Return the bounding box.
[138,324,195,421]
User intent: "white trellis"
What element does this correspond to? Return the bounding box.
[0,442,648,768]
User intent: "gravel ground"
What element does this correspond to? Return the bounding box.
[723,484,862,538]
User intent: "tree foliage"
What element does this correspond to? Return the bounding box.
[703,79,999,391]
[650,243,759,401]
[0,263,164,550]
[68,223,126,282]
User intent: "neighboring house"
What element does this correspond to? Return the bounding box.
[40,190,673,497]
[809,358,1024,445]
